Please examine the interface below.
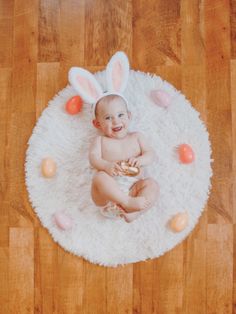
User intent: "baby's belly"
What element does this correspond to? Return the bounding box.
[102,150,140,163]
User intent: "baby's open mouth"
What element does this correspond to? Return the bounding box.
[112,126,123,132]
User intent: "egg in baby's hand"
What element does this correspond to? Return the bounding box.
[118,161,140,176]
[41,158,57,178]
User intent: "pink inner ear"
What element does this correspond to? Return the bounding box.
[77,75,100,99]
[112,60,123,91]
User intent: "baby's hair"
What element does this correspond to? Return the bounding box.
[95,94,128,117]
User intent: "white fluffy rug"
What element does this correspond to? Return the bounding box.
[25,70,213,267]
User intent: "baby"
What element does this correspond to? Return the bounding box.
[89,94,159,222]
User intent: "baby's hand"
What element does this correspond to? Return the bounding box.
[104,162,123,177]
[127,157,141,167]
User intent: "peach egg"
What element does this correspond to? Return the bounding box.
[54,212,73,230]
[169,212,189,232]
[41,158,57,178]
[150,90,171,108]
[178,144,195,164]
[65,95,83,115]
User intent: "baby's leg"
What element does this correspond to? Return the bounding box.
[121,178,159,223]
[91,171,126,206]
[91,171,149,211]
[130,178,159,208]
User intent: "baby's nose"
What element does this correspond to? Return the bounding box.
[112,116,120,124]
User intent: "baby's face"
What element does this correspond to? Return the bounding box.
[93,97,131,139]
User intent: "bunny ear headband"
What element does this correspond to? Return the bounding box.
[68,51,130,118]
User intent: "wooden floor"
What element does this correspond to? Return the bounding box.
[0,0,235,313]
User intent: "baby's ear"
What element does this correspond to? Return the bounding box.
[92,119,100,129]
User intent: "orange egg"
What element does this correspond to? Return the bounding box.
[178,144,195,164]
[169,212,189,232]
[41,158,57,178]
[65,96,83,115]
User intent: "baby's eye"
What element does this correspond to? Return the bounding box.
[105,116,112,120]
[118,113,124,118]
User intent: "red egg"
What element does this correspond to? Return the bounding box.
[178,144,195,164]
[65,96,83,115]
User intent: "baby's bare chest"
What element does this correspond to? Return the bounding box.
[101,136,141,162]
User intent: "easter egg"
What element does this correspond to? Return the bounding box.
[169,212,189,232]
[178,144,195,164]
[54,212,73,230]
[41,158,57,178]
[150,90,171,108]
[65,96,83,115]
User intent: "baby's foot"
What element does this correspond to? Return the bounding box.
[122,196,150,213]
[121,211,142,223]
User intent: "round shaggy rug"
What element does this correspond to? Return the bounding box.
[25,69,213,267]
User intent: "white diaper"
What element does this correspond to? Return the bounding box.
[114,175,138,193]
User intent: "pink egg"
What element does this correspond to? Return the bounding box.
[41,158,57,178]
[54,212,73,230]
[178,144,195,164]
[150,90,171,108]
[169,212,188,232]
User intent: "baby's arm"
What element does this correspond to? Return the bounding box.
[89,136,123,176]
[128,133,156,167]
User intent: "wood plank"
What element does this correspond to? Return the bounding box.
[0,68,11,246]
[59,0,85,86]
[152,245,184,314]
[155,65,182,90]
[181,0,205,66]
[133,0,181,67]
[230,0,236,59]
[0,0,13,67]
[38,0,60,62]
[231,60,236,310]
[106,265,133,314]
[205,0,232,224]
[9,228,34,313]
[55,248,84,313]
[182,213,207,314]
[8,0,38,227]
[12,0,38,113]
[36,62,60,118]
[133,260,154,314]
[34,228,58,314]
[0,248,9,314]
[206,224,233,314]
[7,111,37,227]
[84,0,132,66]
[83,261,107,313]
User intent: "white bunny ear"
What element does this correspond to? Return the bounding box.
[106,51,129,93]
[68,67,103,104]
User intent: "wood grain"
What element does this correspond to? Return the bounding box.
[231,59,236,312]
[9,228,34,313]
[133,0,181,67]
[0,0,235,312]
[205,0,232,224]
